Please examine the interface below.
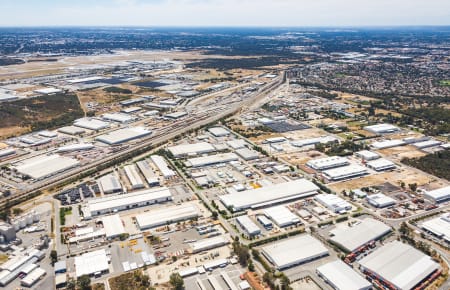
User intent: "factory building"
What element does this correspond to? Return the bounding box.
[58,126,85,136]
[226,140,247,150]
[220,179,319,211]
[124,164,145,190]
[322,165,368,181]
[314,194,352,213]
[13,154,80,180]
[359,241,440,290]
[84,187,172,218]
[75,249,109,278]
[256,215,273,230]
[290,136,338,148]
[150,155,176,179]
[413,140,442,149]
[317,260,371,290]
[102,113,135,123]
[74,118,110,131]
[364,123,400,134]
[329,218,392,252]
[367,193,396,208]
[421,213,450,244]
[306,156,349,171]
[168,142,216,157]
[135,203,199,230]
[423,186,450,203]
[261,235,329,270]
[20,268,46,287]
[355,150,380,161]
[371,139,406,150]
[0,222,16,242]
[98,174,122,194]
[208,127,230,137]
[366,158,396,171]
[190,236,229,253]
[100,214,126,239]
[0,148,16,159]
[236,216,261,237]
[136,160,160,186]
[185,153,239,167]
[235,148,260,161]
[95,127,152,145]
[56,143,94,153]
[165,111,187,119]
[263,206,300,228]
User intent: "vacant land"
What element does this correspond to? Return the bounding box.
[402,150,450,180]
[109,270,151,290]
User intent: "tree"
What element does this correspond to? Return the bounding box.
[77,275,91,290]
[50,250,58,265]
[169,273,184,290]
[408,183,418,192]
[248,261,255,272]
[66,278,76,290]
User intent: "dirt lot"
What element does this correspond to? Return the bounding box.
[377,145,428,161]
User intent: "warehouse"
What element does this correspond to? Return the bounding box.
[124,165,145,190]
[322,165,368,181]
[264,137,286,144]
[13,154,80,180]
[371,139,405,149]
[413,140,442,149]
[364,123,400,134]
[317,260,371,290]
[263,206,300,228]
[190,236,229,253]
[421,213,450,243]
[165,111,187,119]
[423,186,450,203]
[74,118,110,131]
[20,267,46,287]
[359,241,440,290]
[38,130,57,138]
[135,203,199,230]
[208,127,230,137]
[168,142,216,157]
[136,160,160,186]
[355,150,380,161]
[306,156,349,171]
[220,179,319,211]
[102,113,135,123]
[236,216,261,237]
[34,87,62,94]
[100,214,126,239]
[85,187,172,217]
[150,155,176,179]
[227,139,247,150]
[19,136,51,146]
[58,126,85,136]
[314,194,352,213]
[367,193,396,208]
[257,215,273,229]
[75,249,109,277]
[329,218,392,252]
[98,174,122,194]
[290,136,338,148]
[121,106,142,114]
[261,235,329,270]
[366,158,396,171]
[57,143,94,153]
[0,148,16,158]
[96,127,152,145]
[185,152,239,167]
[235,148,259,161]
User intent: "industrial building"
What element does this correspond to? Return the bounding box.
[56,143,94,153]
[124,164,145,190]
[13,154,80,180]
[235,148,260,161]
[359,241,440,290]
[421,213,450,243]
[261,234,329,270]
[220,179,319,211]
[20,267,46,287]
[185,153,239,167]
[322,165,368,181]
[168,142,216,157]
[58,126,85,136]
[0,148,16,159]
[0,248,44,287]
[290,136,338,148]
[371,139,406,150]
[413,140,442,149]
[102,113,134,123]
[135,203,199,230]
[165,111,188,119]
[208,127,230,137]
[317,260,371,290]
[236,216,261,237]
[355,150,380,161]
[367,193,396,208]
[150,155,176,179]
[366,158,396,171]
[306,156,349,171]
[190,236,229,253]
[84,187,172,218]
[264,137,286,144]
[257,215,273,229]
[263,206,300,228]
[95,127,152,145]
[0,222,16,242]
[423,186,450,203]
[98,174,122,194]
[74,118,110,131]
[227,140,247,150]
[364,123,400,134]
[121,106,142,114]
[136,160,160,186]
[100,214,126,239]
[314,194,352,213]
[74,249,109,277]
[329,218,392,252]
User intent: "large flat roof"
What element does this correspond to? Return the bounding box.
[102,113,135,123]
[421,213,450,243]
[317,259,371,290]
[262,234,329,270]
[135,203,199,230]
[424,186,450,203]
[307,156,349,170]
[100,214,125,238]
[263,206,299,227]
[329,218,392,252]
[168,142,215,156]
[74,249,109,277]
[220,179,319,211]
[14,154,80,180]
[190,236,229,253]
[96,127,151,145]
[359,241,439,290]
[185,152,239,167]
[322,165,368,180]
[74,118,110,131]
[364,123,400,133]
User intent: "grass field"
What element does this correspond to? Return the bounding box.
[439,80,450,86]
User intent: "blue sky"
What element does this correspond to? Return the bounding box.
[1,0,449,27]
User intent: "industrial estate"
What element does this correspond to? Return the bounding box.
[0,26,448,290]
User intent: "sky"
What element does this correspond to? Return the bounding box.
[1,0,449,27]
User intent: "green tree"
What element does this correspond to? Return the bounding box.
[169,273,184,290]
[50,250,58,265]
[77,275,91,290]
[408,183,418,192]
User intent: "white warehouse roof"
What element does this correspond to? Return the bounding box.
[315,194,352,213]
[102,113,135,123]
[75,249,109,277]
[423,186,450,203]
[220,179,319,211]
[190,236,229,253]
[57,143,94,153]
[96,127,151,145]
[322,165,368,181]
[329,218,392,252]
[100,214,125,239]
[168,142,216,157]
[355,150,380,160]
[421,213,450,243]
[359,241,440,290]
[367,193,396,208]
[135,203,199,230]
[226,139,247,150]
[185,152,239,167]
[307,156,349,171]
[208,127,230,137]
[98,174,122,194]
[364,123,400,134]
[236,216,261,236]
[371,139,405,149]
[13,154,80,180]
[150,155,176,178]
[74,118,110,131]
[366,158,396,171]
[58,126,85,135]
[263,206,300,227]
[262,234,329,270]
[317,260,371,290]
